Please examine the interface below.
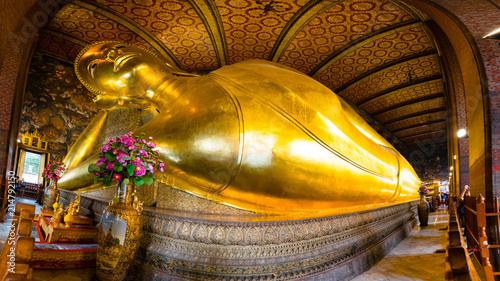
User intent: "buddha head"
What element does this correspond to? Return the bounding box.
[75,42,175,101]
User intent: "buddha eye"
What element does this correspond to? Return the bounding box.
[88,60,99,78]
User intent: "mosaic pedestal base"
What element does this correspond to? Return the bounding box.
[135,202,417,280]
[59,188,418,280]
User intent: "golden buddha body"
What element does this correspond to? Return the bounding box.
[59,42,420,216]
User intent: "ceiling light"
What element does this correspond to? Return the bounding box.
[450,166,453,170]
[454,155,457,160]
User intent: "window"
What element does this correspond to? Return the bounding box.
[22,151,42,183]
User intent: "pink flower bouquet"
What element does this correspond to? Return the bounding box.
[88,132,164,186]
[43,160,67,181]
[418,185,430,196]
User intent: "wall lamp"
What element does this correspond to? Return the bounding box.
[457,129,468,138]
[484,27,500,39]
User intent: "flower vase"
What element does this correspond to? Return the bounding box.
[96,180,142,281]
[43,179,59,210]
[417,194,429,226]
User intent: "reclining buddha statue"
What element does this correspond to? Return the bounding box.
[59,41,420,216]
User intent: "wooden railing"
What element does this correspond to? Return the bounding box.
[0,202,36,280]
[464,195,499,280]
[19,182,44,202]
[446,200,481,280]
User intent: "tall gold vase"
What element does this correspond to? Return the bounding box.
[43,179,59,210]
[96,181,142,281]
[417,194,429,227]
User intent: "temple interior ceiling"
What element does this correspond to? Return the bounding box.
[34,0,448,152]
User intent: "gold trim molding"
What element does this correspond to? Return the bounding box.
[20,130,49,151]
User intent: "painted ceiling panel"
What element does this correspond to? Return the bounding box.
[376,97,446,123]
[34,0,452,152]
[279,0,415,73]
[360,79,443,113]
[94,0,218,70]
[37,32,84,62]
[395,121,446,138]
[213,0,305,64]
[339,53,441,103]
[386,111,447,131]
[49,4,154,53]
[316,25,433,90]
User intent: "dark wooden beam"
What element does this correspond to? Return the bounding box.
[357,76,442,106]
[310,20,421,78]
[392,119,447,133]
[399,129,447,140]
[372,94,445,116]
[384,107,446,126]
[269,0,336,62]
[42,26,90,46]
[34,50,76,65]
[189,0,227,66]
[332,50,436,94]
[406,141,447,149]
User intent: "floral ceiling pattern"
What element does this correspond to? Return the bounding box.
[33,0,448,157]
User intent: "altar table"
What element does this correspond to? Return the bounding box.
[38,208,93,225]
[39,216,98,243]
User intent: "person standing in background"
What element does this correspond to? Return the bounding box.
[458,185,470,226]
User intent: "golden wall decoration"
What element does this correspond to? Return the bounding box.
[20,130,48,151]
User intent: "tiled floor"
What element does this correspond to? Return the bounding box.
[0,201,484,280]
[351,206,483,281]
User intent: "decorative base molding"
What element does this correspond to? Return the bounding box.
[59,189,418,280]
[133,202,416,280]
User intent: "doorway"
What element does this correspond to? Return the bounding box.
[22,151,42,183]
[16,149,47,184]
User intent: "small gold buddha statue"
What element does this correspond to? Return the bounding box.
[71,193,80,216]
[51,204,64,223]
[133,196,143,213]
[58,41,421,217]
[64,205,75,228]
[52,194,59,212]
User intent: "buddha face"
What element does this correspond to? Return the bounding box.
[75,42,173,98]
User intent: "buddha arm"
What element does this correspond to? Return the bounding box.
[64,110,107,171]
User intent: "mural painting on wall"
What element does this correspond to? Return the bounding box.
[21,53,99,159]
[406,145,448,182]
